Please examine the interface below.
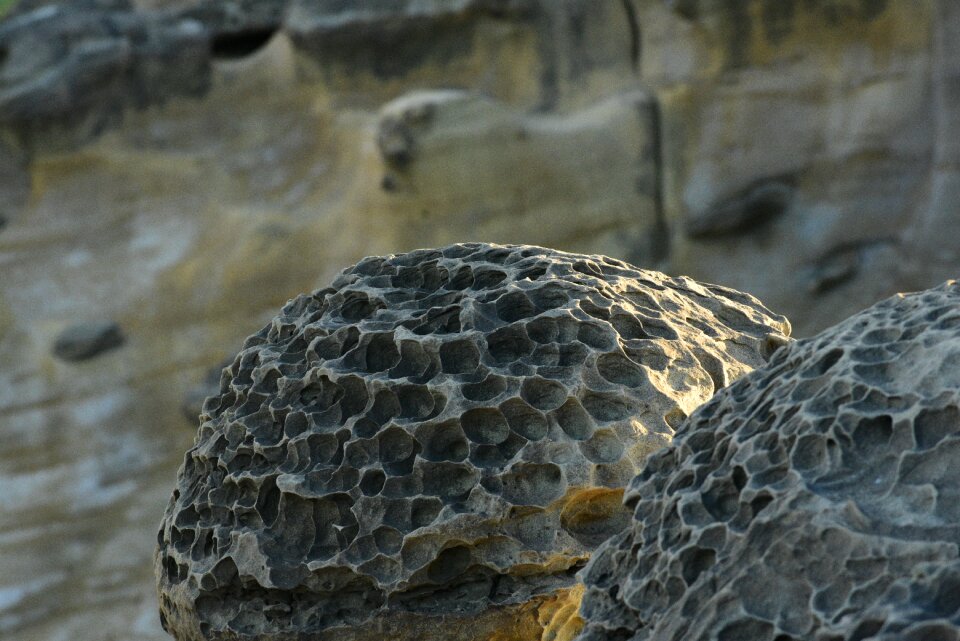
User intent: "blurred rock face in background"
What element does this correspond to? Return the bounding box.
[0,0,956,639]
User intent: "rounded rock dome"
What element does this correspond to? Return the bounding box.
[578,280,960,641]
[156,243,790,641]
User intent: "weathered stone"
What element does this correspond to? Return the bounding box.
[156,244,789,641]
[578,280,960,641]
[0,2,211,150]
[684,178,794,238]
[52,320,125,361]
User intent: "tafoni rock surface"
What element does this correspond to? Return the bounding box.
[155,244,790,641]
[578,280,960,641]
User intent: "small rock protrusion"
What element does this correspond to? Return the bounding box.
[686,177,795,238]
[52,321,125,362]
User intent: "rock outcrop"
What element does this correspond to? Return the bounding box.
[578,280,960,641]
[5,2,960,640]
[155,244,789,641]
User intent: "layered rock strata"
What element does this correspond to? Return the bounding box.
[155,244,789,641]
[578,280,960,641]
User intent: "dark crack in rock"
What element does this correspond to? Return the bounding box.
[578,280,960,641]
[155,243,789,641]
[52,320,125,362]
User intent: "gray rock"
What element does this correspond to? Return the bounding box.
[155,243,789,641]
[0,3,210,150]
[685,178,794,239]
[52,320,125,362]
[285,0,537,80]
[578,280,960,641]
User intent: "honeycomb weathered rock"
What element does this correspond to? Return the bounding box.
[578,280,960,641]
[155,243,790,641]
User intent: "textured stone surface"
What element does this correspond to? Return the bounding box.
[578,280,960,641]
[6,2,960,639]
[156,244,789,641]
[0,7,648,637]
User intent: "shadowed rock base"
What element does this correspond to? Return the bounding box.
[160,584,584,641]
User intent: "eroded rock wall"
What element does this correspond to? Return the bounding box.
[2,1,960,640]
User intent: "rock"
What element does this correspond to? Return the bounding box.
[0,3,210,150]
[578,280,960,641]
[684,178,794,238]
[361,89,663,265]
[284,0,538,81]
[155,243,789,641]
[52,320,125,361]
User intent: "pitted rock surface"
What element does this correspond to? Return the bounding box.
[155,243,789,641]
[578,280,960,641]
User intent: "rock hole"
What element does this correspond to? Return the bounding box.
[851,414,893,455]
[577,322,614,350]
[211,27,278,59]
[581,391,633,422]
[390,340,431,378]
[378,427,416,464]
[421,462,479,499]
[692,347,728,392]
[679,546,716,585]
[354,417,381,438]
[501,463,564,506]
[500,398,548,440]
[701,478,740,521]
[446,266,474,290]
[717,618,775,641]
[914,406,959,450]
[417,420,469,461]
[471,268,507,289]
[397,384,434,419]
[848,621,883,641]
[426,546,472,584]
[553,398,593,440]
[340,291,381,322]
[527,284,569,311]
[526,317,559,343]
[462,374,507,402]
[750,493,773,517]
[366,333,401,372]
[560,488,629,546]
[580,429,624,463]
[809,348,844,377]
[411,497,443,528]
[597,352,646,387]
[338,376,369,419]
[496,291,539,322]
[255,477,281,526]
[520,377,567,410]
[580,300,611,321]
[461,408,510,444]
[610,314,650,340]
[486,326,534,363]
[359,469,386,496]
[439,339,480,374]
[373,526,404,555]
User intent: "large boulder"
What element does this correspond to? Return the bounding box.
[578,280,960,641]
[155,244,789,641]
